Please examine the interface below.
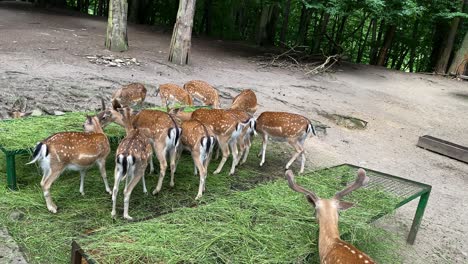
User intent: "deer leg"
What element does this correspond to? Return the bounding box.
[148,157,154,174]
[228,139,239,176]
[285,140,304,172]
[97,159,112,195]
[213,140,230,175]
[193,153,206,200]
[111,166,123,218]
[41,166,63,214]
[194,160,198,175]
[153,144,168,195]
[123,164,145,221]
[241,137,251,165]
[79,170,87,196]
[141,174,148,194]
[259,134,268,167]
[169,148,177,188]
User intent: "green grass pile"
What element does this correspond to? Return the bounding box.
[0,135,403,263]
[77,166,403,264]
[0,113,125,152]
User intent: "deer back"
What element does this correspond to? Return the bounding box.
[191,109,239,136]
[132,110,180,143]
[322,238,375,264]
[230,89,257,115]
[116,129,152,161]
[159,83,193,105]
[256,111,311,138]
[183,80,220,108]
[112,83,147,109]
[43,132,110,165]
[180,120,215,149]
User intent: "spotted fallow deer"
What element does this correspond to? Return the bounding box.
[157,83,193,107]
[230,89,258,115]
[111,83,147,109]
[111,108,153,220]
[183,80,220,108]
[285,169,375,264]
[190,108,249,175]
[97,105,181,195]
[27,116,111,213]
[7,97,32,119]
[225,109,256,165]
[179,120,216,199]
[254,111,316,174]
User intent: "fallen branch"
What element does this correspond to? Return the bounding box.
[305,54,340,75]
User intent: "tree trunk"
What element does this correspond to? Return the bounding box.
[279,0,292,45]
[396,47,409,70]
[408,20,419,72]
[370,19,383,65]
[77,0,82,11]
[256,4,278,46]
[435,17,461,74]
[313,12,330,53]
[357,18,373,63]
[84,0,90,13]
[98,0,104,16]
[128,0,139,23]
[376,25,396,66]
[168,0,196,65]
[296,3,312,46]
[448,32,468,75]
[200,0,212,35]
[333,15,348,53]
[105,0,129,52]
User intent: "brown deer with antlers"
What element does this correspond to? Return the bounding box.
[179,120,216,199]
[254,112,316,174]
[230,89,257,115]
[157,83,193,107]
[111,108,153,220]
[97,103,181,195]
[111,83,147,109]
[285,169,375,264]
[7,97,32,119]
[183,80,220,108]
[27,116,111,213]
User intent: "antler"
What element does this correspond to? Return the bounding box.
[101,97,106,111]
[285,170,319,203]
[334,168,369,200]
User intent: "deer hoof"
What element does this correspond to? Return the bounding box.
[48,206,57,214]
[195,194,202,200]
[152,189,159,195]
[124,215,133,221]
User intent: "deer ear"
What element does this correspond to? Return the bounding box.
[337,201,354,211]
[306,195,317,207]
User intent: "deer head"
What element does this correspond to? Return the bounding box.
[285,169,375,264]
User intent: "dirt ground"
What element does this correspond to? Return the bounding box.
[1,2,467,263]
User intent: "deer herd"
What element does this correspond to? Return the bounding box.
[25,80,375,263]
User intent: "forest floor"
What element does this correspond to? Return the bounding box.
[0,2,467,264]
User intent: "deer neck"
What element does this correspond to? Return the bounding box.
[317,200,340,259]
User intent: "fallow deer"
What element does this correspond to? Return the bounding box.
[157,83,193,107]
[190,108,249,175]
[285,169,375,264]
[97,105,181,195]
[179,120,216,199]
[254,111,316,174]
[27,116,111,213]
[111,83,147,109]
[7,97,32,119]
[183,80,220,108]
[111,108,153,220]
[224,109,256,165]
[230,89,258,115]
